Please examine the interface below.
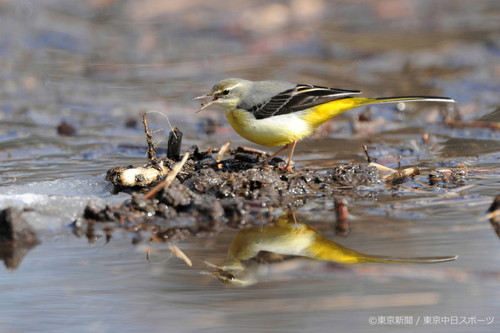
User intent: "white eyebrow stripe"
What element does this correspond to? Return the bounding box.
[226,82,241,90]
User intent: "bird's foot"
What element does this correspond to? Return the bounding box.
[278,162,294,173]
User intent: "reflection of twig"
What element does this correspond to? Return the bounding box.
[486,194,500,239]
[334,198,349,236]
[168,243,192,267]
[144,152,189,199]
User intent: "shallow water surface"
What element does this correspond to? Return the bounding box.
[2,217,498,333]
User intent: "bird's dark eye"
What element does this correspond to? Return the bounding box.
[222,89,230,96]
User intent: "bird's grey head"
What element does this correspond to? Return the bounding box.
[195,78,252,112]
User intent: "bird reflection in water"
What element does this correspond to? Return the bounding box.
[209,213,457,286]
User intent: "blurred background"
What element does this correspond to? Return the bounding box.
[1,0,498,181]
[1,0,498,141]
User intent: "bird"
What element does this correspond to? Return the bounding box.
[195,78,455,172]
[209,213,457,286]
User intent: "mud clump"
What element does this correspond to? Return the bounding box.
[0,208,37,243]
[0,208,39,270]
[81,121,386,242]
[84,142,381,242]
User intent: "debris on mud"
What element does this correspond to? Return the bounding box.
[89,146,382,242]
[428,165,468,188]
[82,117,386,242]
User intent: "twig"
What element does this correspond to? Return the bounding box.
[236,146,271,157]
[362,145,372,163]
[216,142,231,163]
[384,167,420,185]
[236,146,286,162]
[444,121,500,130]
[143,114,158,161]
[368,162,396,173]
[368,162,419,184]
[144,152,190,199]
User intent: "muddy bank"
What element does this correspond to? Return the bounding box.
[85,146,381,242]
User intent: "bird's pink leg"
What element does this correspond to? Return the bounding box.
[263,144,290,165]
[283,140,297,172]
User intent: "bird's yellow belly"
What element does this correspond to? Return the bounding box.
[225,109,313,147]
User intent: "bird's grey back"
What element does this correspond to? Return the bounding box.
[238,80,295,110]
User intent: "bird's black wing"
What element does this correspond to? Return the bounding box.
[249,84,361,120]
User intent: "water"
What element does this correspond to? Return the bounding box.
[1,1,499,332]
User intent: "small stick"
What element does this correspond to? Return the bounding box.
[362,145,372,163]
[384,166,420,184]
[144,152,189,199]
[143,114,158,161]
[368,162,397,173]
[216,142,231,163]
[236,146,286,162]
[445,121,500,130]
[167,127,183,161]
[236,146,271,157]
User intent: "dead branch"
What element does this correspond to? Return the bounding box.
[143,114,158,161]
[362,145,372,163]
[444,121,500,130]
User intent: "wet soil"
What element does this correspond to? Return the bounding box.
[84,140,382,242]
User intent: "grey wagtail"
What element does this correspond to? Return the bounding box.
[195,78,455,171]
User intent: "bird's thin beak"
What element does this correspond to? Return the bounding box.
[194,94,217,113]
[193,94,209,100]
